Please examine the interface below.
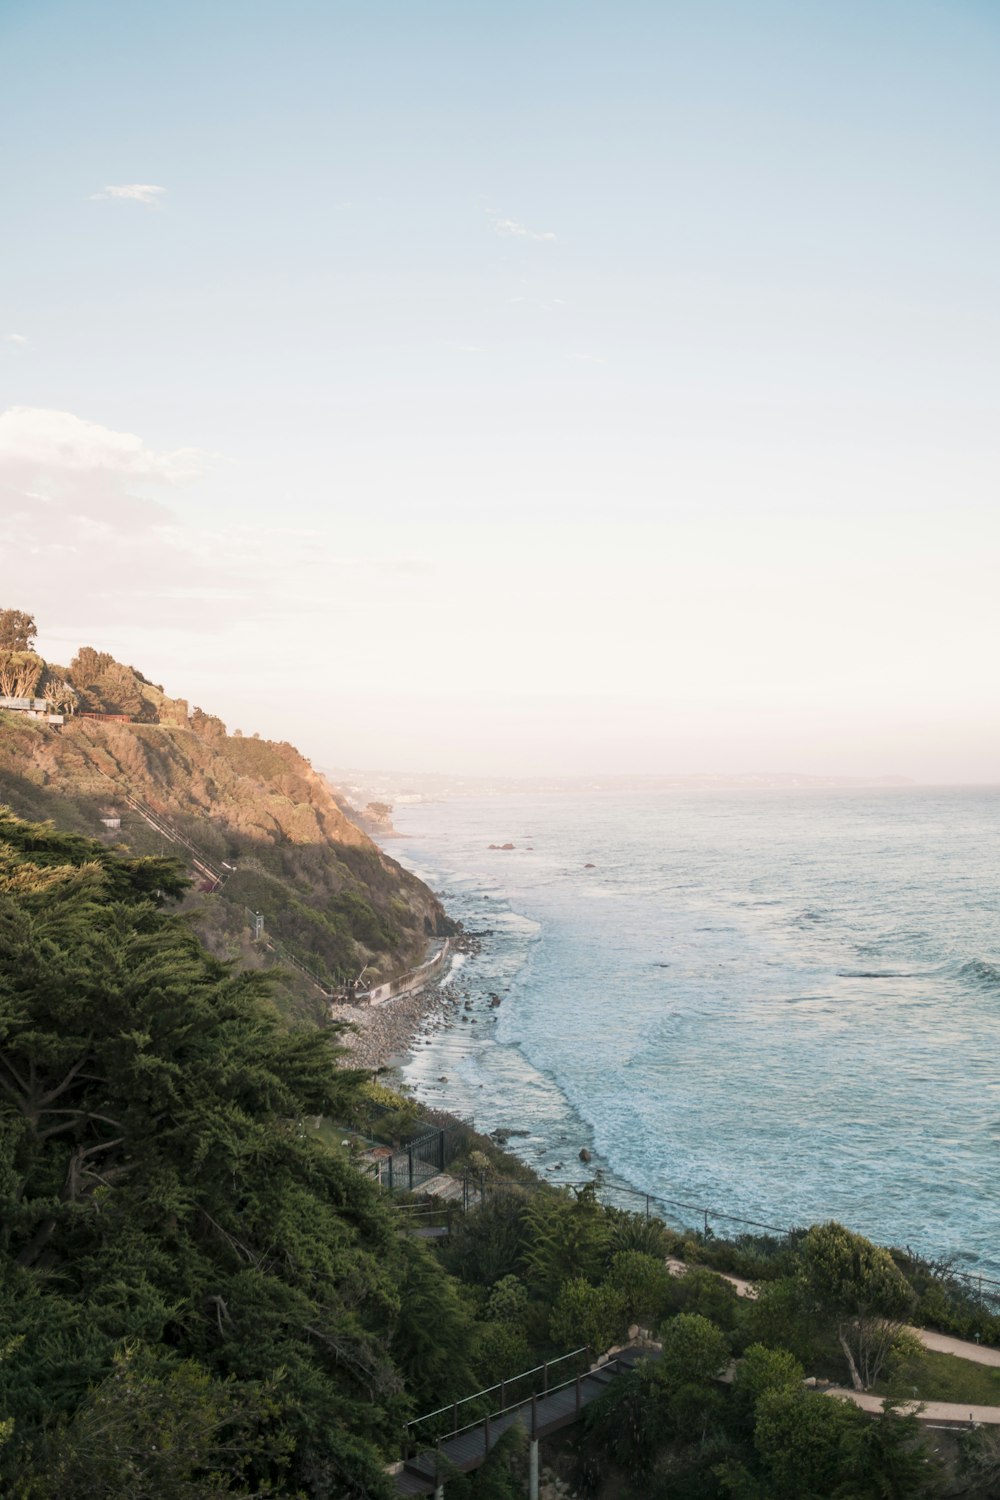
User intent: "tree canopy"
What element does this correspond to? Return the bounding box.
[0,609,36,652]
[0,811,411,1497]
[0,811,961,1498]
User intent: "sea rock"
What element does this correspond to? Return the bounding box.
[628,1324,639,1340]
[579,1148,592,1163]
[583,862,596,869]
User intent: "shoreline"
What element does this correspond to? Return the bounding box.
[328,933,482,1075]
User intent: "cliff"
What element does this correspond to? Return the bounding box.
[0,651,451,1019]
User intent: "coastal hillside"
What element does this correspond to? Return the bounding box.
[0,614,451,1015]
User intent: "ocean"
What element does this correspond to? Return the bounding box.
[391,787,1000,1278]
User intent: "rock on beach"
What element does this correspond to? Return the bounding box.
[327,935,482,1072]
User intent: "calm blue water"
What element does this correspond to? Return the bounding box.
[391,788,1000,1276]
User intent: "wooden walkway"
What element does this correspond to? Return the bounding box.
[394,1348,650,1496]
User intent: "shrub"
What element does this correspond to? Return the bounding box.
[606,1251,673,1323]
[549,1279,626,1355]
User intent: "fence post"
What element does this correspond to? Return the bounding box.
[543,1360,548,1395]
[452,1400,458,1435]
[575,1374,581,1416]
[408,1148,414,1190]
[484,1411,491,1456]
[645,1193,650,1219]
[387,1155,393,1191]
[704,1208,710,1237]
[500,1378,506,1410]
[531,1392,537,1439]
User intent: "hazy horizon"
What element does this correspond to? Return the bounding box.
[3,1,999,785]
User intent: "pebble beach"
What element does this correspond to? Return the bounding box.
[327,935,482,1074]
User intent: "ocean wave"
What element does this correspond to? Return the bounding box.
[836,969,922,979]
[391,786,1000,1281]
[959,959,1000,987]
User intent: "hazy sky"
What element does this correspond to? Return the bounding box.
[2,0,999,780]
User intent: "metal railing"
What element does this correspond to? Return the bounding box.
[91,767,228,889]
[405,1347,591,1450]
[454,1173,1000,1304]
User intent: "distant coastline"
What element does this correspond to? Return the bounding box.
[327,765,918,808]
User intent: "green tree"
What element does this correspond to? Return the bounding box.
[842,1399,944,1499]
[0,610,36,651]
[581,1359,670,1481]
[658,1313,731,1389]
[471,1321,530,1386]
[605,1249,673,1323]
[390,1239,477,1406]
[800,1222,915,1390]
[0,812,410,1498]
[654,1312,732,1446]
[750,1386,942,1500]
[441,1191,530,1288]
[548,1277,625,1354]
[752,1386,864,1499]
[522,1183,609,1294]
[18,1341,289,1499]
[665,1265,742,1331]
[732,1343,804,1418]
[606,1208,670,1259]
[484,1274,529,1326]
[0,650,43,699]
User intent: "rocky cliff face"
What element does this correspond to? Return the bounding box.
[0,662,451,1018]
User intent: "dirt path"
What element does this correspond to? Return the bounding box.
[825,1387,1000,1426]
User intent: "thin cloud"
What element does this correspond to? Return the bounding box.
[6,334,27,345]
[0,406,208,482]
[0,405,430,643]
[490,213,557,243]
[90,184,167,207]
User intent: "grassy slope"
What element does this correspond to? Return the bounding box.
[876,1349,1000,1406]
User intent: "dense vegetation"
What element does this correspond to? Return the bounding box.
[1,809,997,1497]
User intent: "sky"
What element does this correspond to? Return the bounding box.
[1,0,999,781]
